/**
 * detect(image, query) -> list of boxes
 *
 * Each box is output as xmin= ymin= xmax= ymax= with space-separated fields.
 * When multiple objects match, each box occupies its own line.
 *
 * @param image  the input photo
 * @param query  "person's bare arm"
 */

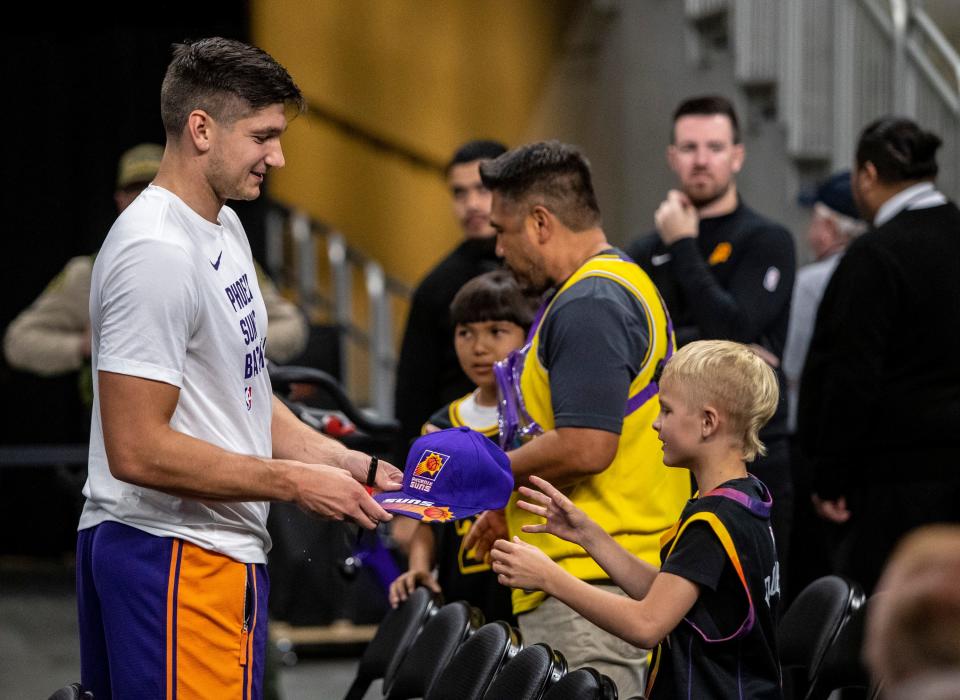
xmin=99 ymin=371 xmax=392 ymax=528
xmin=508 ymin=427 xmax=619 ymax=488
xmin=270 ymin=395 xmax=403 ymax=492
xmin=388 ymin=524 xmax=441 ymax=607
xmin=517 ymin=476 xmax=660 ymax=599
xmin=463 ymin=427 xmax=618 ymax=559
xmin=491 ymin=537 xmax=699 ymax=649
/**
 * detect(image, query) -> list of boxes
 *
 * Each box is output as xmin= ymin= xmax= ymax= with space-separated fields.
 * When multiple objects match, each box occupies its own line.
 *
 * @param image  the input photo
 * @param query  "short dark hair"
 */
xmin=445 ymin=140 xmax=508 ymax=176
xmin=450 ymin=270 xmax=538 ymax=330
xmin=161 ymin=37 xmax=305 ymax=136
xmin=479 ymin=141 xmax=602 ymax=232
xmin=856 ymin=117 xmax=941 ymax=183
xmin=672 ymin=95 xmax=741 ymax=144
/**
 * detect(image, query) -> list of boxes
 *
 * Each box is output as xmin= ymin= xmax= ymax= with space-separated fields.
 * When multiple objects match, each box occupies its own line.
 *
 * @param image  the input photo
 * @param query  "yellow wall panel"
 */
xmin=251 ymin=0 xmax=575 ymax=287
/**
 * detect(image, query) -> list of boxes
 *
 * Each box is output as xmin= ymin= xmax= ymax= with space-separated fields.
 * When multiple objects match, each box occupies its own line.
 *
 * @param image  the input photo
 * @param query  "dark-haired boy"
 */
xmin=390 ymin=270 xmax=534 ymax=623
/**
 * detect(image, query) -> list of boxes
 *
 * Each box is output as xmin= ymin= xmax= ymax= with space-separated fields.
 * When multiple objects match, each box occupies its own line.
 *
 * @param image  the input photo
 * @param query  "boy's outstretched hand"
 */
xmin=388 ymin=569 xmax=442 ymax=608
xmin=491 ymin=536 xmax=560 ymax=593
xmin=516 ymin=475 xmax=597 ymax=546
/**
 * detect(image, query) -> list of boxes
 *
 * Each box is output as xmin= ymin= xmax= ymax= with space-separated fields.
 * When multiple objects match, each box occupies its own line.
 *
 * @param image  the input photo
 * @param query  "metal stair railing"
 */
xmin=264 ymin=204 xmax=411 ymax=419
xmin=693 ymin=0 xmax=959 ymax=192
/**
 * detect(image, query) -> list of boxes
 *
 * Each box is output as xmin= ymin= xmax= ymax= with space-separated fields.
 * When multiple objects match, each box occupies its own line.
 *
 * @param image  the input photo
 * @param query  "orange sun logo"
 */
xmin=414 ymin=452 xmax=446 ymax=478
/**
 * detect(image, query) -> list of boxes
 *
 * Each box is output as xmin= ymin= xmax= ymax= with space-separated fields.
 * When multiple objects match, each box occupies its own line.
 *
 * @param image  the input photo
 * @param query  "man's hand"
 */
xmin=388 ymin=569 xmax=442 ymax=608
xmin=517 ymin=475 xmax=596 ymax=547
xmin=491 ymin=536 xmax=561 ymax=594
xmin=292 ymin=463 xmax=393 ymax=529
xmin=812 ymin=493 xmax=851 ymax=523
xmin=338 ymin=449 xmax=403 ymax=492
xmin=655 ymin=190 xmax=699 ymax=245
xmin=462 ymin=509 xmax=508 ymax=562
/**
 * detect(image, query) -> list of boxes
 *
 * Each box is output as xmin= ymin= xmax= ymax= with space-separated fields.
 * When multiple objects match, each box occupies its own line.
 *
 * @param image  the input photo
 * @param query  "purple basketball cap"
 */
xmin=374 ymin=427 xmax=514 ymax=522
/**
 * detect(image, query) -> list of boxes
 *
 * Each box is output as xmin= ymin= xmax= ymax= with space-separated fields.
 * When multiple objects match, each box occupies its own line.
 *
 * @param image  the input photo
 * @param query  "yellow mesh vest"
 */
xmin=508 ymin=253 xmax=691 ymax=614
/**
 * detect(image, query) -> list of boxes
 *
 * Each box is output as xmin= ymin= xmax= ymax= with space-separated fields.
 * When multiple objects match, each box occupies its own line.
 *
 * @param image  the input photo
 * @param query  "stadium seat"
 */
xmin=385 ymin=601 xmax=483 ymax=699
xmin=541 ymin=667 xmax=618 ymax=700
xmin=482 ymin=643 xmax=567 ymax=699
xmin=779 ymin=575 xmax=866 ymax=700
xmin=47 ymin=684 xmax=93 ymax=700
xmin=426 ymin=620 xmax=523 ymax=700
xmin=343 ymin=586 xmax=438 ymax=700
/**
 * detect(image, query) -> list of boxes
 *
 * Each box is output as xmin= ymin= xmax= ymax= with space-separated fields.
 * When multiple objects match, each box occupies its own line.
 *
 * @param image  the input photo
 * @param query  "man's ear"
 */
xmin=701 ymin=404 xmax=720 ymax=440
xmin=186 ymin=110 xmax=213 ymax=153
xmin=861 ymin=161 xmax=879 ymax=189
xmin=731 ymin=143 xmax=745 ymax=174
xmin=530 ymin=204 xmax=553 ymax=244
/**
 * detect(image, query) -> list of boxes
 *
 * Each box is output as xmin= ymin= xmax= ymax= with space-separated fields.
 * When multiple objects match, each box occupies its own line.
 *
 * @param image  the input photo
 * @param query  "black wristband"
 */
xmin=365 ymin=456 xmax=379 ymax=488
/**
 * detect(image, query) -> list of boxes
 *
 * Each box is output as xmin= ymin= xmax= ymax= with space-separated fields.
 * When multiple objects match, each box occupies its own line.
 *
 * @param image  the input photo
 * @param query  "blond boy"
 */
xmin=492 ymin=340 xmax=783 ymax=699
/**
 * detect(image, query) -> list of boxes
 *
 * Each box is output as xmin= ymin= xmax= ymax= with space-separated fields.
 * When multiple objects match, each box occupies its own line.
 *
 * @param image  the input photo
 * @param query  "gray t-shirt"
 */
xmin=537 ymin=261 xmax=651 ymax=434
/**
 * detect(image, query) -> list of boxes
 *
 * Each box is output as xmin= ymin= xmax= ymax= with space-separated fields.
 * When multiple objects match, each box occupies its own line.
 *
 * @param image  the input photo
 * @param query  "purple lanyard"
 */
xmin=495 ymin=274 xmax=676 ymax=449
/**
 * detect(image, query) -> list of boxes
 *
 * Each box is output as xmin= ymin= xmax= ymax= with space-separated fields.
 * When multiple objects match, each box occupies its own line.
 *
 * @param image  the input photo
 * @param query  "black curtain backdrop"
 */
xmin=0 ymin=14 xmax=259 ymax=553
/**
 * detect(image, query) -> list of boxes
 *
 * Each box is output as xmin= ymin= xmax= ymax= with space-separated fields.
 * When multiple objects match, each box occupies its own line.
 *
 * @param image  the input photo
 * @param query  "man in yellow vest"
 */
xmin=466 ymin=141 xmax=690 ymax=697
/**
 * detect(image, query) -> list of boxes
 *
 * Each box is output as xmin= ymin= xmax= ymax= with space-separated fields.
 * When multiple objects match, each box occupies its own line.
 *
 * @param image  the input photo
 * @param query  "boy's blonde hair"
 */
xmin=660 ymin=340 xmax=779 ymax=461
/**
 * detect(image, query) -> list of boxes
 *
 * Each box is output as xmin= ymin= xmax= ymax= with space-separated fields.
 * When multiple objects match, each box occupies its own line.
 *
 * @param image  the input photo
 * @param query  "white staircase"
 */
xmin=685 ymin=0 xmax=960 ymax=194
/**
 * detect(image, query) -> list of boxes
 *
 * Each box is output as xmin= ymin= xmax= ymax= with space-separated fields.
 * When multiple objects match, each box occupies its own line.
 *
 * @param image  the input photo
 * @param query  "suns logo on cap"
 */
xmin=410 ymin=450 xmax=450 ymax=493
xmin=414 ymin=451 xmax=449 ymax=479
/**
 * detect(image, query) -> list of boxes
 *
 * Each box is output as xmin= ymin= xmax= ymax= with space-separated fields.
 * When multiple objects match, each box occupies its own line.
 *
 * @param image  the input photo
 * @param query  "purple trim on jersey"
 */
xmin=683 ymin=604 xmax=757 ymax=644
xmin=624 ymin=312 xmax=674 ymax=416
xmin=687 ymin=636 xmax=694 ymax=700
xmin=706 ymin=484 xmax=772 ymax=519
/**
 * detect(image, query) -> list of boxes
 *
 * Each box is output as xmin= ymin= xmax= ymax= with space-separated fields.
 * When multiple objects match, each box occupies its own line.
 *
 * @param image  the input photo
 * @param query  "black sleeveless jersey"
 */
xmin=647 ymin=476 xmax=783 ymax=699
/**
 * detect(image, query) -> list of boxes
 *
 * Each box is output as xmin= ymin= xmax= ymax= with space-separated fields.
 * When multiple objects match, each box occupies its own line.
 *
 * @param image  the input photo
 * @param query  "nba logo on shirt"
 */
xmin=245 ymin=386 xmax=253 ymax=411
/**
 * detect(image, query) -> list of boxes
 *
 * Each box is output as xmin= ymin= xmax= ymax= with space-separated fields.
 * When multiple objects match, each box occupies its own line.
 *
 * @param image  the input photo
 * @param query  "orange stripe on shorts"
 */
xmin=166 ymin=540 xmax=249 ymax=699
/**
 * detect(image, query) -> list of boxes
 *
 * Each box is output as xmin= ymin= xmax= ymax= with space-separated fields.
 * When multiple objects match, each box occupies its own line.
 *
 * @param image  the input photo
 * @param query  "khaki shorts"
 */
xmin=518 ymin=584 xmax=648 ymax=700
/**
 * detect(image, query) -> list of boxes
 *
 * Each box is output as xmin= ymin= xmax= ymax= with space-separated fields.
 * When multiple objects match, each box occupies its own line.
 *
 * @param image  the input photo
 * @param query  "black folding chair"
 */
xmin=343 ymin=586 xmax=438 ymax=700
xmin=541 ymin=667 xmax=618 ymax=700
xmin=815 ymin=594 xmax=879 ymax=699
xmin=385 ymin=601 xmax=484 ymax=699
xmin=482 ymin=643 xmax=567 ymax=700
xmin=779 ymin=575 xmax=866 ymax=700
xmin=47 ymin=684 xmax=93 ymax=700
xmin=426 ymin=620 xmax=523 ymax=700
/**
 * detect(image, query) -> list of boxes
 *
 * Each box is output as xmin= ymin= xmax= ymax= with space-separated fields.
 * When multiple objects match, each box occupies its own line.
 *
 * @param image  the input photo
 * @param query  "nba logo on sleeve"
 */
xmin=245 ymin=386 xmax=253 ymax=411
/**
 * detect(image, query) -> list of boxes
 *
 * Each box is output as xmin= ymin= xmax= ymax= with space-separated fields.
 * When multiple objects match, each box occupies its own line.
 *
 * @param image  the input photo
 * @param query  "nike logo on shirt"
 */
xmin=651 ymin=253 xmax=672 ymax=266
xmin=210 ymin=251 xmax=223 ymax=270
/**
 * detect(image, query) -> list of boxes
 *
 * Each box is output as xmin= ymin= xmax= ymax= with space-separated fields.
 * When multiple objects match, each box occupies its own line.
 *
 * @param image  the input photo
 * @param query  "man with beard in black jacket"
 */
xmin=627 ymin=96 xmax=796 ymax=575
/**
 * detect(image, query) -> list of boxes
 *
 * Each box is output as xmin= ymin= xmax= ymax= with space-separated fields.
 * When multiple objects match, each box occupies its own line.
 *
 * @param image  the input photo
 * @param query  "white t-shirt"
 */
xmin=455 ymin=390 xmax=499 ymax=433
xmin=79 ymin=185 xmax=274 ymax=563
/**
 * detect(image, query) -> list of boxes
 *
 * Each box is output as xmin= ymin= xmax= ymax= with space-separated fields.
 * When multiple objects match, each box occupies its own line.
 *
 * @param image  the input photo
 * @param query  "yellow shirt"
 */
xmin=508 ymin=253 xmax=691 ymax=614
